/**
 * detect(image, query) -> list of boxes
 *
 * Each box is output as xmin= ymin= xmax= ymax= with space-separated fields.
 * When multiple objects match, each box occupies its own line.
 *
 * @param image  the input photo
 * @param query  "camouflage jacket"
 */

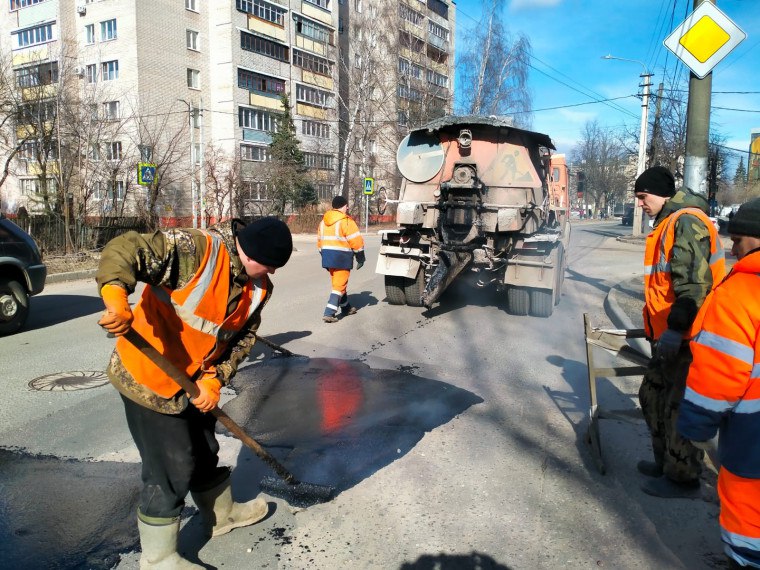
xmin=96 ymin=220 xmax=272 ymax=414
xmin=651 ymin=188 xmax=716 ymax=333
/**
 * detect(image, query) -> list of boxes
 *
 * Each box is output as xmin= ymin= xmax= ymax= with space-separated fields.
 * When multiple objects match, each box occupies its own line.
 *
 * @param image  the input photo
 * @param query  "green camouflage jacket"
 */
xmin=651 ymin=188 xmax=716 ymax=333
xmin=96 ymin=220 xmax=272 ymax=414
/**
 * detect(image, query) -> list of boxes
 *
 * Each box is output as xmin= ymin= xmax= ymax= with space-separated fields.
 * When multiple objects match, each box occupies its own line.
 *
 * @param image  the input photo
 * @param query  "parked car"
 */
xmin=621 ymin=205 xmax=635 ymax=226
xmin=0 ymin=214 xmax=46 ymax=335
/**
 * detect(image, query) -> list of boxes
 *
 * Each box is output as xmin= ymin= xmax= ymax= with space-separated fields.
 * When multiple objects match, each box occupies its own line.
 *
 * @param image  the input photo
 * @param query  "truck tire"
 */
xmin=385 ymin=275 xmax=407 ymax=305
xmin=0 ymin=278 xmax=30 ymax=336
xmin=506 ymin=286 xmax=529 ymax=316
xmin=404 ymin=268 xmax=425 ymax=307
xmin=529 ymin=288 xmax=553 ymax=318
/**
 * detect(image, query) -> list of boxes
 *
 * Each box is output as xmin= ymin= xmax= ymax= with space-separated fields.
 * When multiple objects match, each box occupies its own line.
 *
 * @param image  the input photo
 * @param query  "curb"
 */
xmin=46 ymin=269 xmax=97 ymax=285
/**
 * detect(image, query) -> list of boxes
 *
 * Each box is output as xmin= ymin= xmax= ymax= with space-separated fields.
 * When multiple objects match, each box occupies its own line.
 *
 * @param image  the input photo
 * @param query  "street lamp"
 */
xmin=602 ymin=55 xmax=653 ymax=237
xmin=178 ymin=98 xmax=197 ymax=229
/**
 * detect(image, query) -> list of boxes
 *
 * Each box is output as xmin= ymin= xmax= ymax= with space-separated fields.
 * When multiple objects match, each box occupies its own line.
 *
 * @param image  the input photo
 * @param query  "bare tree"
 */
xmin=456 ymin=0 xmax=532 ymax=128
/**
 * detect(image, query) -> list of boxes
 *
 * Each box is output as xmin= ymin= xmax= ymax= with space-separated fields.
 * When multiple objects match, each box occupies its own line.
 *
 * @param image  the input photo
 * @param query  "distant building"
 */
xmin=749 ymin=129 xmax=760 ymax=182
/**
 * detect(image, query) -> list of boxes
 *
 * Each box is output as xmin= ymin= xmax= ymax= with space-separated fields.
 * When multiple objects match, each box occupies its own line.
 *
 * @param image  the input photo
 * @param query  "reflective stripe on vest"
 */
xmin=643 ymin=207 xmax=725 ymax=339
xmin=318 ymin=219 xmax=352 ymax=253
xmin=116 ymin=232 xmax=267 ymax=398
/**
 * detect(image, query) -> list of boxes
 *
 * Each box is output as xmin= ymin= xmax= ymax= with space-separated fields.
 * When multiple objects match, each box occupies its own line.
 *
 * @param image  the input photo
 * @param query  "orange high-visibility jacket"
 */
xmin=116 ymin=233 xmax=267 ymax=398
xmin=643 ymin=207 xmax=725 ymax=339
xmin=318 ymin=209 xmax=365 ymax=270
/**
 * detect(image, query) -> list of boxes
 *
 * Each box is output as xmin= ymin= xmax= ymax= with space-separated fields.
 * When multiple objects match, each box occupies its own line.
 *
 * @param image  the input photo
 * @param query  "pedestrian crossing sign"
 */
xmin=138 ymin=163 xmax=157 ymax=186
xmin=363 ymin=177 xmax=374 ymax=195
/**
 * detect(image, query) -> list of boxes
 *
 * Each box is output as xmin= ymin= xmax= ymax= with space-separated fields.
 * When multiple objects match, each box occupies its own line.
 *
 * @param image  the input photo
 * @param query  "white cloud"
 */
xmin=510 ymin=0 xmax=563 ymax=10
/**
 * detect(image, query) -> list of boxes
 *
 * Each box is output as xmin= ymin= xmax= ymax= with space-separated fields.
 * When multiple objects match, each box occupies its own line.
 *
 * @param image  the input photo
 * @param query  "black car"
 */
xmin=0 ymin=214 xmax=46 ymax=335
xmin=621 ymin=205 xmax=635 ymax=226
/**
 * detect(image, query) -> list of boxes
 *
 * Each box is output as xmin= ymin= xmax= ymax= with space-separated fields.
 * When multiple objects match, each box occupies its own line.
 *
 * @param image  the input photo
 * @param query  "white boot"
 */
xmin=137 ymin=516 xmax=203 ymax=569
xmin=192 ymin=477 xmax=268 ymax=538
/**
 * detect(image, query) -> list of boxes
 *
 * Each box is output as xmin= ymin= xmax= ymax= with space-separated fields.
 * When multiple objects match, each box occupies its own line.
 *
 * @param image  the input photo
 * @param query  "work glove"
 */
xmin=356 ymin=261 xmax=364 ymax=270
xmin=98 ymin=284 xmax=133 ymax=336
xmin=191 ymin=375 xmax=221 ymax=413
xmin=656 ymin=329 xmax=683 ymax=360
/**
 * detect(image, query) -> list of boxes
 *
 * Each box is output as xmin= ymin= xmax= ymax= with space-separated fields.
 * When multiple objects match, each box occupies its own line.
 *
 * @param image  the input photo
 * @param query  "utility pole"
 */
xmin=683 ymin=0 xmax=714 ymax=196
xmin=199 ymin=96 xmax=206 ymax=229
xmin=648 ymin=82 xmax=665 ymax=164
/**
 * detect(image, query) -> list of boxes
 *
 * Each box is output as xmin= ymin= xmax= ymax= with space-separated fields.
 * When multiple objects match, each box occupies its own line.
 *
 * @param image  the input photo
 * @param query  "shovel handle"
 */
xmin=121 ymin=329 xmax=298 ymax=484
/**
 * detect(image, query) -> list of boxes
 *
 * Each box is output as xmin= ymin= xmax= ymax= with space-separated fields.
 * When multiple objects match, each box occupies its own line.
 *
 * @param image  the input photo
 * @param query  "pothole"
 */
xmin=28 ymin=371 xmax=110 ymax=391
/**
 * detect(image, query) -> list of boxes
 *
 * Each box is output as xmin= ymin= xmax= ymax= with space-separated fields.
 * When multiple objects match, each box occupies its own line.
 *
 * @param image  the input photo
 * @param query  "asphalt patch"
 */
xmin=0 ymin=449 xmax=140 ymax=569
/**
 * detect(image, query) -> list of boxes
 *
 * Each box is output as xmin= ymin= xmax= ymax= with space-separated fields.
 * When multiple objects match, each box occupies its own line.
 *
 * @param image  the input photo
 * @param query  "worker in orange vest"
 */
xmin=97 ymin=217 xmax=292 ymax=569
xmin=678 ymin=198 xmax=760 ymax=569
xmin=318 ymin=195 xmax=365 ymax=323
xmin=635 ymin=166 xmax=725 ymax=498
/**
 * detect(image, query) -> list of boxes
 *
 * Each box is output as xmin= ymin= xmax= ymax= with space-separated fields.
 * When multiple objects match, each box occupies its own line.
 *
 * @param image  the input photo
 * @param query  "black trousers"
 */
xmin=121 ymin=395 xmax=230 ymax=519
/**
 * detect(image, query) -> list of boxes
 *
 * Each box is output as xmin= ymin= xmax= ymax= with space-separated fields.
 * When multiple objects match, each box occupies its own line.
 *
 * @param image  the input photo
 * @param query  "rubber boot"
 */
xmin=640 ymin=476 xmax=700 ymax=499
xmin=192 ymin=478 xmax=268 ymax=538
xmin=137 ymin=516 xmax=203 ymax=569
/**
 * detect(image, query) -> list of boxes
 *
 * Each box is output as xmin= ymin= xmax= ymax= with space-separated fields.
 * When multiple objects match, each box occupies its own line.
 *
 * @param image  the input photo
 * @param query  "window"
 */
xmin=240 ymin=144 xmax=270 ymax=162
xmin=85 ymin=24 xmax=95 ymax=44
xmin=426 ymin=69 xmax=448 ymax=88
xmin=193 ymin=143 xmax=201 ymax=165
xmin=399 ymin=4 xmax=424 ymax=27
xmin=10 ymin=0 xmax=49 ymax=10
xmin=100 ymin=19 xmax=117 ymax=41
xmin=293 ymin=49 xmax=331 ymax=76
xmin=186 ymin=29 xmax=199 ymax=50
xmin=241 ymin=31 xmax=288 ymax=62
xmin=102 ymin=101 xmax=120 ymax=120
xmin=354 ymin=0 xmax=361 ymax=11
xmin=101 ymin=60 xmax=119 ymax=81
xmin=317 ymin=184 xmax=333 ymax=201
xmin=399 ymin=31 xmax=424 ymax=53
xmin=303 ymin=152 xmax=333 ymax=170
xmin=368 ymin=139 xmax=377 ymax=154
xmin=107 ymin=180 xmax=125 ymax=201
xmin=139 ymin=145 xmax=153 ymax=162
xmin=242 ymin=181 xmax=270 ymax=201
xmin=398 ymin=58 xmax=422 ymax=79
xmin=13 ymin=23 xmax=54 ymax=48
xmin=20 ymin=178 xmax=57 ymax=195
xmin=398 ymin=110 xmax=408 ymax=126
xmin=15 ymin=62 xmax=58 ymax=88
xmin=239 ymin=107 xmax=278 ymax=132
xmin=237 ymin=69 xmax=284 ymax=95
xmin=302 ymin=120 xmax=330 ymax=139
xmin=398 ymin=84 xmax=421 ymax=101
xmin=187 ymin=68 xmax=200 ymax=89
xmin=428 ymin=20 xmax=449 ymax=42
xmin=106 ymin=141 xmax=122 ymax=161
xmin=427 ymin=0 xmax=449 ymax=19
xmin=236 ymin=0 xmax=286 ymax=27
xmin=185 ymin=0 xmax=197 ymax=11
xmin=17 ymin=101 xmax=55 ymax=123
xmin=294 ymin=15 xmax=331 ymax=44
xmin=295 ymin=84 xmax=331 ymax=108
xmin=303 ymin=0 xmax=329 ymax=9
xmin=85 ymin=64 xmax=97 ymax=84
xmin=88 ymin=143 xmax=100 ymax=161
xmin=19 ymin=141 xmax=37 ymax=160
xmin=89 ymin=104 xmax=98 ymax=122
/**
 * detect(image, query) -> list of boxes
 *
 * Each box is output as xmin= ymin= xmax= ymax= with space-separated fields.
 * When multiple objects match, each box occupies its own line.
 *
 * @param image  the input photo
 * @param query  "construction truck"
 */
xmin=375 ymin=115 xmax=570 ymax=318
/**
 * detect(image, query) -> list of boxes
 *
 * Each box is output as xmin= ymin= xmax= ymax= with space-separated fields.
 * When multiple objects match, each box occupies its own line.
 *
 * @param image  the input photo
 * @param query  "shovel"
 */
xmin=120 ymin=328 xmax=334 ymax=508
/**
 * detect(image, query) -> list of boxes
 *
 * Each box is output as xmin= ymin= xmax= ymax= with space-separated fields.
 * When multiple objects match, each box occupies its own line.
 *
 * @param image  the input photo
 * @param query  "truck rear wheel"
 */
xmin=506 ymin=286 xmax=529 ymax=316
xmin=385 ymin=276 xmax=407 ymax=305
xmin=404 ymin=268 xmax=425 ymax=307
xmin=529 ymin=288 xmax=553 ymax=318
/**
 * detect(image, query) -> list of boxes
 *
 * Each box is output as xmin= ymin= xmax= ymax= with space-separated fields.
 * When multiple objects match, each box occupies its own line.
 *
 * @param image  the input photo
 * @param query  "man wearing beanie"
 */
xmin=678 ymin=197 xmax=760 ymax=569
xmin=634 ymin=165 xmax=726 ymax=499
xmin=317 ymin=195 xmax=365 ymax=323
xmin=96 ymin=216 xmax=292 ymax=568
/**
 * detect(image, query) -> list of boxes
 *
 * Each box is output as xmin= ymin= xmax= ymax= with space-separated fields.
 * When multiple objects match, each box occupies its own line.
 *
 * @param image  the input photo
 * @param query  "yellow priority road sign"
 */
xmin=663 ymin=2 xmax=747 ymax=79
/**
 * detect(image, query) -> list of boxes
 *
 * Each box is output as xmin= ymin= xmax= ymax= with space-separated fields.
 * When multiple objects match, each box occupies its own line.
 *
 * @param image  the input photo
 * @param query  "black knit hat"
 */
xmin=728 ymin=198 xmax=760 ymax=238
xmin=332 ymin=195 xmax=348 ymax=209
xmin=634 ymin=166 xmax=676 ymax=198
xmin=235 ymin=217 xmax=292 ymax=268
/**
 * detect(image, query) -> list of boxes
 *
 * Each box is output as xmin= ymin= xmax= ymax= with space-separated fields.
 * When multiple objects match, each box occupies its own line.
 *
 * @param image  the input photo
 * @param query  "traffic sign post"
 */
xmin=362 ymin=177 xmax=374 ymax=233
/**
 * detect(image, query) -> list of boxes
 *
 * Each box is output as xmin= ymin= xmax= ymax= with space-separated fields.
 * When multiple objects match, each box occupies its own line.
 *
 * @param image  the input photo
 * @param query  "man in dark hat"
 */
xmin=317 ymin=195 xmax=365 ymax=323
xmin=634 ymin=166 xmax=726 ymax=498
xmin=678 ymin=197 xmax=760 ymax=569
xmin=96 ymin=217 xmax=292 ymax=568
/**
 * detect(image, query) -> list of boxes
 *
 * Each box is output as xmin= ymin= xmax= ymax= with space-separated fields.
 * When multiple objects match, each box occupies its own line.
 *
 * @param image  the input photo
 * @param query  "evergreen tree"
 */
xmin=734 ymin=157 xmax=747 ymax=186
xmin=268 ymin=93 xmax=309 ymax=215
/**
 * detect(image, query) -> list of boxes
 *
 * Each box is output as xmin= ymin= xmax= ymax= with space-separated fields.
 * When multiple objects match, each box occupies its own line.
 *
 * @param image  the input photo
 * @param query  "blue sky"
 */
xmin=453 ymin=0 xmax=759 ymax=171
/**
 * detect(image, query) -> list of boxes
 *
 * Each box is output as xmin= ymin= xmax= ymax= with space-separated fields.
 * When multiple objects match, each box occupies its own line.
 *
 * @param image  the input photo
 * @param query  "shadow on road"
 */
xmin=400 ymin=551 xmax=512 ymax=569
xmin=25 ymin=294 xmax=104 ymax=331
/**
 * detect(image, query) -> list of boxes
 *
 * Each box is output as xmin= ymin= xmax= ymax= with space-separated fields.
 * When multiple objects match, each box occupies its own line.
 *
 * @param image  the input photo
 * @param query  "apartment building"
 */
xmin=337 ymin=0 xmax=456 ymax=208
xmin=1 ymin=0 xmax=453 ymax=224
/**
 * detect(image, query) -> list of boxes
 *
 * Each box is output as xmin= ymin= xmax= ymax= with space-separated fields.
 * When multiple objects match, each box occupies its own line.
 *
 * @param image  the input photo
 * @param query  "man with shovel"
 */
xmin=678 ymin=198 xmax=760 ymax=569
xmin=96 ymin=217 xmax=292 ymax=568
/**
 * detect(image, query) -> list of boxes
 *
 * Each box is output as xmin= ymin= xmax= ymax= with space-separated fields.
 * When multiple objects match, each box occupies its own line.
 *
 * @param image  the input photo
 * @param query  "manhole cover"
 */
xmin=28 ymin=371 xmax=110 ymax=391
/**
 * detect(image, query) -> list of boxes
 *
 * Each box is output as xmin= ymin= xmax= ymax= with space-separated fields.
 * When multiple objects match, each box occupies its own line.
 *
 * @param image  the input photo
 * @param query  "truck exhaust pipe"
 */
xmin=421 ymin=250 xmax=473 ymax=308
